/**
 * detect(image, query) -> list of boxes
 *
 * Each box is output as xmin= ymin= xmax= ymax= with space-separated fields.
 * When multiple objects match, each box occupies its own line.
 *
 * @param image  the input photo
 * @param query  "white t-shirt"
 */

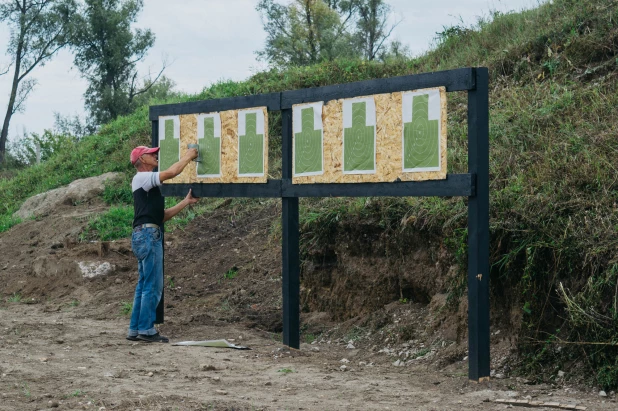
xmin=132 ymin=172 xmax=161 ymax=193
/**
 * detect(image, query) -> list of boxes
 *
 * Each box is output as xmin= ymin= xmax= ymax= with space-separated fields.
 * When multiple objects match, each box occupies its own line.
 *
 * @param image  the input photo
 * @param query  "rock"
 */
xmin=311 ymin=347 xmax=320 ymax=352
xmin=215 ymin=390 xmax=228 ymax=395
xmin=200 ymin=364 xmax=216 ymax=371
xmin=340 ymin=358 xmax=350 ymax=363
xmin=558 ymin=370 xmax=565 ymax=378
xmin=340 ymin=365 xmax=348 ymax=371
xmin=115 ymin=278 xmax=122 ymax=284
xmin=346 ymin=343 xmax=355 ymax=349
xmin=495 ymin=373 xmax=505 ymax=379
xmin=13 ymin=172 xmax=122 ymax=220
xmin=264 ymin=381 xmax=272 ymax=386
xmin=48 ymin=400 xmax=59 ymax=408
xmin=78 ymin=261 xmax=115 ymax=279
xmin=463 ymin=356 xmax=468 ymax=361
xmin=599 ymin=390 xmax=607 ymax=397
xmin=393 ymin=359 xmax=404 ymax=367
xmin=147 ymin=372 xmax=153 ymax=377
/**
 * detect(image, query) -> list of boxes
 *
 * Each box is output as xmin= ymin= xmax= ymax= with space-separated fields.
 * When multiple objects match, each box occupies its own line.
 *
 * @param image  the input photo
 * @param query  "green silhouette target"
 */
xmin=293 ymin=102 xmax=323 ymax=176
xmin=158 ymin=116 xmax=180 ymax=171
xmin=197 ymin=114 xmax=221 ymax=177
xmin=402 ymin=89 xmax=442 ymax=171
xmin=343 ymin=98 xmax=376 ymax=174
xmin=238 ymin=110 xmax=265 ymax=176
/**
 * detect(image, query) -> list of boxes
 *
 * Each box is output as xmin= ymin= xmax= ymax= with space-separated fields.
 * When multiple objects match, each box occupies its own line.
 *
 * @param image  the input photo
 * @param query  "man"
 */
xmin=127 ymin=145 xmax=198 ymax=343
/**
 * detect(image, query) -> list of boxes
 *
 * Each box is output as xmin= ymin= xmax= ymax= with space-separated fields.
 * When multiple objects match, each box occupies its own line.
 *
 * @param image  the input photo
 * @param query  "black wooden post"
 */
xmin=152 ymin=120 xmax=165 ymax=324
xmin=281 ymin=108 xmax=300 ymax=348
xmin=467 ymin=67 xmax=490 ymax=381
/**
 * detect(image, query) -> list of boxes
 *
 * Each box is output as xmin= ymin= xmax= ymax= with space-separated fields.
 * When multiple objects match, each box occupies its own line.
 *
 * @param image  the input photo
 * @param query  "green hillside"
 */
xmin=1 ymin=0 xmax=618 ymax=387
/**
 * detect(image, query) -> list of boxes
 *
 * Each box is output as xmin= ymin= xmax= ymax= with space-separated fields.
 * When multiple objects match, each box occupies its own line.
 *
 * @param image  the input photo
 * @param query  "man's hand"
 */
xmin=163 ymin=189 xmax=199 ymax=222
xmin=184 ymin=148 xmax=199 ymax=161
xmin=184 ymin=189 xmax=199 ymax=205
xmin=160 ymin=148 xmax=199 ymax=182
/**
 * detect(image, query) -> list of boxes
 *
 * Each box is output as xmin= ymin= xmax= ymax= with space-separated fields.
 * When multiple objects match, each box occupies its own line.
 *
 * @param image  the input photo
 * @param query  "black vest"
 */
xmin=132 ymin=185 xmax=164 ymax=228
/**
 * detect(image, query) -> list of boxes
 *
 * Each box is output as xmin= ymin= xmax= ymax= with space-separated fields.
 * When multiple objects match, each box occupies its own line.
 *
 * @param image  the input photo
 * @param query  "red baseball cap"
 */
xmin=130 ymin=146 xmax=159 ymax=165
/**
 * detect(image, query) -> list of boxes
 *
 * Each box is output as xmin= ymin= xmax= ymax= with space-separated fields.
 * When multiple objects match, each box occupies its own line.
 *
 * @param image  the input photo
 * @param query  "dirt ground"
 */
xmin=1 ymin=198 xmax=616 ymax=410
xmin=1 ymin=304 xmax=616 ymax=411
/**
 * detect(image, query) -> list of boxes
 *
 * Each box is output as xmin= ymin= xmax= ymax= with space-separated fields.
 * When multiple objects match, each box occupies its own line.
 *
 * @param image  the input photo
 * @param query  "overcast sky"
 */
xmin=0 ymin=0 xmax=542 ymax=142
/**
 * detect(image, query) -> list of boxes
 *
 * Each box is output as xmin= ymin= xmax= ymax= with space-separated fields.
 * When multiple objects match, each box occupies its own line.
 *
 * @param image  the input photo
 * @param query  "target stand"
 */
xmin=150 ymin=67 xmax=490 ymax=382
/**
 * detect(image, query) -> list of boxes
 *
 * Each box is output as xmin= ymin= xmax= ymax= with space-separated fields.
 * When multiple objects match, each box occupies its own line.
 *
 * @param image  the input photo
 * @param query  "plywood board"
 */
xmin=161 ymin=107 xmax=268 ymax=184
xmin=292 ymin=87 xmax=447 ymax=184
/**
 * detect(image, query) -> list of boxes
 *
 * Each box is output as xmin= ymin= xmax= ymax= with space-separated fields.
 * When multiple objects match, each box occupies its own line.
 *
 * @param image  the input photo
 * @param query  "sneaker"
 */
xmin=126 ymin=335 xmax=139 ymax=341
xmin=136 ymin=333 xmax=169 ymax=343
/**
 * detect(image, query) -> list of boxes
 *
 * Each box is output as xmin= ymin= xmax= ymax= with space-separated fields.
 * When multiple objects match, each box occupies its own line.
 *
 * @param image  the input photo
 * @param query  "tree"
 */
xmin=131 ymin=75 xmax=177 ymax=108
xmin=355 ymin=0 xmax=400 ymax=61
xmin=8 ymin=128 xmax=75 ymax=166
xmin=256 ymin=0 xmax=359 ymax=67
xmin=256 ymin=0 xmax=401 ymax=67
xmin=71 ymin=0 xmax=162 ymax=125
xmin=0 ymin=0 xmax=76 ymax=166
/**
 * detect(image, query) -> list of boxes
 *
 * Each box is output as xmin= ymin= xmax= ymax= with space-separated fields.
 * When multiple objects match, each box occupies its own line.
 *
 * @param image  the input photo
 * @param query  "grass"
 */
xmin=277 ymin=368 xmax=294 ymax=374
xmin=8 ymin=293 xmax=22 ymax=303
xmin=65 ymin=389 xmax=83 ymax=398
xmin=22 ymin=383 xmax=30 ymax=398
xmin=80 ymin=205 xmax=134 ymax=242
xmin=303 ymin=333 xmax=318 ymax=344
xmin=219 ymin=299 xmax=231 ymax=312
xmin=344 ymin=326 xmax=366 ymax=342
xmin=120 ymin=302 xmax=132 ymax=316
xmin=224 ymin=267 xmax=238 ymax=280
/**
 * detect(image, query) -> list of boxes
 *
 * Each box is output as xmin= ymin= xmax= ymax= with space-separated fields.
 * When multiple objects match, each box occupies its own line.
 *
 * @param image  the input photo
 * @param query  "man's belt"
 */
xmin=134 ymin=223 xmax=159 ymax=230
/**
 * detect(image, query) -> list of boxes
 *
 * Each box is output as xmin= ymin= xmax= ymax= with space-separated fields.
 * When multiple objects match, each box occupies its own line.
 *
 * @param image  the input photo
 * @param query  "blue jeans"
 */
xmin=128 ymin=226 xmax=163 ymax=336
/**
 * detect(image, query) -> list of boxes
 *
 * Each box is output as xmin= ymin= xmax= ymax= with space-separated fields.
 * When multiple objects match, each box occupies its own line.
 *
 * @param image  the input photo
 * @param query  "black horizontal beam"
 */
xmin=149 ymin=68 xmax=476 ymax=119
xmin=280 ymin=68 xmax=475 ymax=109
xmin=149 ymin=92 xmax=281 ymax=120
xmin=160 ymin=180 xmax=282 ymax=198
xmin=282 ymin=174 xmax=474 ymax=197
xmin=158 ymin=174 xmax=474 ymax=198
